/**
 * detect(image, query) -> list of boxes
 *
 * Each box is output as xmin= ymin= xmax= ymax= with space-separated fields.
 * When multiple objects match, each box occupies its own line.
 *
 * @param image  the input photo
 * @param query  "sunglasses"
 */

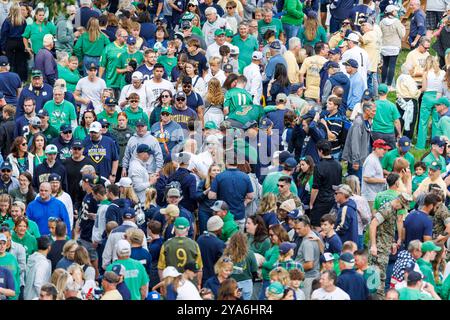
xmin=161 ymin=95 xmax=170 ymax=98
xmin=102 ymin=125 xmax=109 ymax=128
xmin=130 ymin=100 xmax=139 ymax=103
xmin=277 ymin=184 xmax=285 ymax=188
xmin=1 ymin=169 xmax=11 ymax=173
xmin=63 ymin=130 xmax=72 ymax=134
xmin=176 ymin=98 xmax=186 ymax=101
xmin=161 ymin=112 xmax=170 ymax=116
xmin=72 ymin=147 xmax=82 ymax=151
xmin=21 ymin=143 xmax=27 ymax=146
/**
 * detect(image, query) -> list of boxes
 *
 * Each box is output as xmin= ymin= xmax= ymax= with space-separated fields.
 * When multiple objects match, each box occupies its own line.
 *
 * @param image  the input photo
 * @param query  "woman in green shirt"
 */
xmin=298 ymin=11 xmax=327 ymax=48
xmin=73 ymin=110 xmax=97 ymax=141
xmin=30 ymin=133 xmax=46 ymax=167
xmin=22 ymin=7 xmax=56 ymax=55
xmin=281 ymin=0 xmax=304 ymax=40
xmin=56 ymin=54 xmax=80 ymax=93
xmin=246 ymin=215 xmax=271 ymax=257
xmin=12 ymin=216 xmax=37 ymax=258
xmin=73 ymin=17 xmax=110 ymax=74
xmin=0 ymin=194 xmax=11 ymax=226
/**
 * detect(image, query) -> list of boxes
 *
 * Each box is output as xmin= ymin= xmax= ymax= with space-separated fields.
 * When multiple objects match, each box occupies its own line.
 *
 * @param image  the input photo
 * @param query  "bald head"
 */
xmin=39 ymin=182 xmax=52 ymax=201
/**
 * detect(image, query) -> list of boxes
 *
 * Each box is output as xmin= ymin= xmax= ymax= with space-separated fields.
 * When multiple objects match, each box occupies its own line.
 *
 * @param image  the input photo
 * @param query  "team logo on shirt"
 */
xmin=154 ymin=129 xmax=169 ymax=143
xmin=88 ymin=146 xmax=107 ymax=163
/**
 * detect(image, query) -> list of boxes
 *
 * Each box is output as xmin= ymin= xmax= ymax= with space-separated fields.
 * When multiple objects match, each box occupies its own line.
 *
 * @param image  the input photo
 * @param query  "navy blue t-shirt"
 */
xmin=265 ymin=109 xmax=288 ymax=135
xmin=83 ymin=135 xmax=119 ymax=178
xmin=186 ymin=91 xmax=203 ymax=113
xmin=260 ymin=212 xmax=279 ymax=228
xmin=404 ymin=210 xmax=433 ymax=247
xmin=171 ymin=107 xmax=198 ymax=131
xmin=187 ymin=52 xmax=208 ymax=76
xmin=131 ymin=247 xmax=152 ymax=276
xmin=79 ymin=193 xmax=98 ymax=242
xmin=409 ymin=9 xmax=426 ymax=43
xmin=0 ymin=72 xmax=21 ymax=105
xmin=324 ymin=233 xmax=343 ymax=254
xmin=204 ymin=276 xmax=221 ymax=299
xmin=0 ymin=266 xmax=15 ymax=294
xmin=139 ymin=22 xmax=157 ymax=41
xmin=14 ymin=115 xmax=29 ymax=138
xmin=197 ymin=232 xmax=225 ymax=283
xmin=210 ymin=168 xmax=254 ymax=220
xmin=147 ymin=0 xmax=162 ymax=15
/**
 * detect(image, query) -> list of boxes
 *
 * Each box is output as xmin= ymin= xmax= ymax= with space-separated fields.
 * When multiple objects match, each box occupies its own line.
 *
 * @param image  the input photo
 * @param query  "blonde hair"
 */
xmin=205 ymin=164 xmax=221 ymax=189
xmin=206 ymin=78 xmax=224 ymax=105
xmin=304 ymin=16 xmax=320 ymax=42
xmin=87 ymin=17 xmax=101 ymax=42
xmin=223 ymin=232 xmax=248 ymax=263
xmin=51 ymin=269 xmax=71 ymax=300
xmin=269 ymin=267 xmax=290 ymax=286
xmin=214 ymin=257 xmax=234 ymax=276
xmin=121 ymin=186 xmax=139 ymax=205
xmin=256 ymin=193 xmax=278 ymax=215
xmin=8 ymin=3 xmax=24 ymax=27
xmin=126 ymin=228 xmax=145 ymax=245
xmin=344 ymin=175 xmax=361 ymax=196
xmin=144 ymin=188 xmax=157 ymax=210
xmin=62 ymin=240 xmax=78 ymax=258
xmin=425 ymin=55 xmax=441 ymax=75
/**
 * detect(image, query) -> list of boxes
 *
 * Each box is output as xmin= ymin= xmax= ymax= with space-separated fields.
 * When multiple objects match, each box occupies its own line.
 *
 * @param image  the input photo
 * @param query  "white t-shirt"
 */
xmin=176 ymin=279 xmax=202 ymax=300
xmin=144 ymin=79 xmax=175 ymax=109
xmin=205 ymin=41 xmax=233 ymax=61
xmin=119 ymin=84 xmax=152 ymax=114
xmin=361 ymin=152 xmax=386 ymax=201
xmin=75 ymin=76 xmax=107 ymax=115
xmin=311 ymin=287 xmax=351 ymax=300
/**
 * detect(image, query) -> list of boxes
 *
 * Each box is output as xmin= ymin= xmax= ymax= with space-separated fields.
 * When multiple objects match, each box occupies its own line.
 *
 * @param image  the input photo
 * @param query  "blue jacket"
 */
xmin=204 ymin=276 xmax=221 ymax=299
xmin=17 ymin=83 xmax=53 ymax=117
xmin=264 ymin=54 xmax=287 ymax=82
xmin=336 ymin=269 xmax=369 ymax=300
xmin=335 ymin=198 xmax=359 ymax=244
xmin=330 ymin=0 xmax=357 ymax=19
xmin=409 ymin=9 xmax=426 ymax=43
xmin=300 ymin=120 xmax=326 ymax=164
xmin=197 ymin=232 xmax=226 ymax=283
xmin=194 ymin=180 xmax=215 ymax=216
xmin=167 ymin=168 xmax=198 ymax=212
xmin=105 ymin=198 xmax=130 ymax=226
xmin=329 ymin=72 xmax=350 ymax=108
xmin=347 ymin=72 xmax=365 ymax=111
xmin=26 ymin=196 xmax=72 ymax=236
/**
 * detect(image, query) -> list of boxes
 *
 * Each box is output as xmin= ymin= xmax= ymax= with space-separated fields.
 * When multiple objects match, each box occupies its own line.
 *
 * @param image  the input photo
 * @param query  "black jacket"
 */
xmin=0 ymin=116 xmax=15 ymax=158
xmin=33 ymin=160 xmax=68 ymax=191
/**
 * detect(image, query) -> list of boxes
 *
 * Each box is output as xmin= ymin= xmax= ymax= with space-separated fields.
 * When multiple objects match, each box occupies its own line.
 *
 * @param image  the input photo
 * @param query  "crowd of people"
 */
xmin=0 ymin=0 xmax=449 ymax=301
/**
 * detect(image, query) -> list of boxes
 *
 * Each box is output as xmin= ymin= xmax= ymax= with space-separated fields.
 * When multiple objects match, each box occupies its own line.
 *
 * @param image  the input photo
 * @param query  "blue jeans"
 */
xmin=83 ymin=55 xmax=100 ymax=76
xmin=198 ymin=209 xmax=212 ymax=234
xmin=282 ymin=23 xmax=300 ymax=41
xmin=381 ymin=55 xmax=398 ymax=86
xmin=259 ymin=280 xmax=271 ymax=300
xmin=237 ymin=279 xmax=253 ymax=300
xmin=367 ymin=72 xmax=378 ymax=97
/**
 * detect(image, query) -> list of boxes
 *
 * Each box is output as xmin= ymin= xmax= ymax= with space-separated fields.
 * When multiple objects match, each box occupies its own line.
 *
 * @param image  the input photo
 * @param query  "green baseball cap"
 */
xmin=267 ymin=281 xmax=284 ymax=295
xmin=182 ymin=12 xmax=195 ymax=21
xmin=378 ymin=83 xmax=388 ymax=94
xmin=174 ymin=217 xmax=190 ymax=230
xmin=225 ymin=29 xmax=234 ymax=37
xmin=429 ymin=161 xmax=442 ymax=171
xmin=434 ymin=97 xmax=450 ymax=108
xmin=161 ymin=106 xmax=172 ymax=115
xmin=421 ymin=241 xmax=442 ymax=253
xmin=214 ymin=29 xmax=225 ymax=36
xmin=204 ymin=121 xmax=218 ymax=130
xmin=31 ymin=69 xmax=42 ymax=78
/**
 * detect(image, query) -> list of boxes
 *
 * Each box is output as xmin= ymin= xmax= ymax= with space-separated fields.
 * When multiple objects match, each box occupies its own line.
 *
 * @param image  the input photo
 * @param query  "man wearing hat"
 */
xmin=105 ymin=239 xmax=149 ymax=300
xmin=286 ymin=83 xmax=307 ymax=113
xmin=181 ymin=77 xmax=204 ymax=119
xmin=171 ymin=91 xmax=198 ymax=131
xmin=413 ymin=160 xmax=448 ymax=201
xmin=205 ymin=28 xmax=233 ymax=62
xmin=33 ymin=144 xmax=69 ymax=191
xmin=128 ymin=143 xmax=159 ymax=203
xmin=382 ymin=137 xmax=415 ymax=176
xmin=17 ymin=69 xmax=53 ymax=117
xmin=262 ymin=157 xmax=298 ymax=195
xmin=196 ymin=215 xmax=226 ymax=283
xmin=371 ymin=83 xmax=401 ymax=149
xmin=417 ymin=241 xmax=442 ymax=291
xmin=397 ymin=270 xmax=440 ymax=300
xmin=0 ymin=55 xmax=21 ymax=106
xmin=35 ymin=109 xmax=58 ymax=141
xmin=333 ymin=184 xmax=358 ymax=244
xmin=341 ymin=32 xmax=369 ymax=86
xmin=264 ymin=93 xmax=288 ymax=135
xmin=0 ymin=161 xmax=18 ymax=195
xmin=231 ymin=22 xmax=259 ymax=74
xmin=264 ymin=39 xmax=287 ymax=87
xmin=50 ymin=124 xmax=74 ymax=161
xmin=299 ymin=42 xmax=329 ymax=103
xmin=97 ymin=97 xmax=119 ymax=127
xmin=369 ymin=192 xmax=413 ymax=298
xmin=321 ymin=60 xmax=350 ymax=109
xmin=433 ymin=97 xmax=450 ymax=141
xmin=83 ymin=121 xmax=119 ymax=183
xmin=210 ymin=200 xmax=239 ymax=242
xmin=342 ymin=58 xmax=365 ymax=111
xmin=150 ymin=105 xmax=184 ymax=159
xmin=422 ymin=136 xmax=447 ymax=171
xmin=157 ymin=217 xmax=203 ymax=285
xmin=115 ymin=35 xmax=144 ymax=88
xmin=118 ymin=71 xmax=149 ymax=111
xmin=337 ymin=252 xmax=369 ymax=300
xmin=243 ymin=50 xmax=263 ymax=105
xmin=101 ymin=271 xmax=123 ymax=300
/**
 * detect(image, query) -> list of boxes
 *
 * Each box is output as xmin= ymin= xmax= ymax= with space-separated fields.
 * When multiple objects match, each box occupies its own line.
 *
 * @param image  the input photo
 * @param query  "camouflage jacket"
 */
xmin=373 ymin=202 xmax=398 ymax=254
xmin=433 ymin=203 xmax=450 ymax=238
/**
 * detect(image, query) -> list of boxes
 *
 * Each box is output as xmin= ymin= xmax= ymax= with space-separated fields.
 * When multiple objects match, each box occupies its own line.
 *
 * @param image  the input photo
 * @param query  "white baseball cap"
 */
xmin=162 ymin=266 xmax=181 ymax=278
xmin=345 ymin=33 xmax=360 ymax=43
xmin=132 ymin=71 xmax=144 ymax=80
xmin=252 ymin=51 xmax=263 ymax=60
xmin=116 ymin=177 xmax=132 ymax=188
xmin=89 ymin=121 xmax=102 ymax=133
xmin=385 ymin=5 xmax=399 ymax=13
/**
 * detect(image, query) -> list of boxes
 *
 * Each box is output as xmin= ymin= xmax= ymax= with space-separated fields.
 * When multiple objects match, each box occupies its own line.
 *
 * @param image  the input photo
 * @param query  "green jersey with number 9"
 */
xmin=227 ymin=104 xmax=265 ymax=125
xmin=157 ymin=236 xmax=203 ymax=273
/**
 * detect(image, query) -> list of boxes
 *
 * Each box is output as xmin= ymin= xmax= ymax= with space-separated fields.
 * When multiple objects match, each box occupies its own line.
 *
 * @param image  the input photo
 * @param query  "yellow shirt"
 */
xmin=396 ymin=74 xmax=422 ymax=99
xmin=299 ymin=55 xmax=327 ymax=100
xmin=101 ymin=289 xmax=123 ymax=300
xmin=283 ymin=50 xmax=300 ymax=84
xmin=361 ymin=30 xmax=379 ymax=73
xmin=329 ymin=32 xmax=343 ymax=49
xmin=404 ymin=49 xmax=430 ymax=84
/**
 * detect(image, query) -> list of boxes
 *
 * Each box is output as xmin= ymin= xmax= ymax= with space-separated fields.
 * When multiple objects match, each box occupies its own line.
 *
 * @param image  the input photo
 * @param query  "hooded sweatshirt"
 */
xmin=122 ymin=131 xmax=164 ymax=173
xmin=335 ymin=198 xmax=359 ymax=244
xmin=23 ymin=251 xmax=51 ymax=300
xmin=51 ymin=135 xmax=74 ymax=161
xmin=55 ymin=14 xmax=75 ymax=54
xmin=380 ymin=16 xmax=405 ymax=56
xmin=322 ymin=71 xmax=350 ymax=108
xmin=26 ymin=196 xmax=72 ymax=236
xmin=150 ymin=120 xmax=185 ymax=159
xmin=105 ymin=198 xmax=130 ymax=226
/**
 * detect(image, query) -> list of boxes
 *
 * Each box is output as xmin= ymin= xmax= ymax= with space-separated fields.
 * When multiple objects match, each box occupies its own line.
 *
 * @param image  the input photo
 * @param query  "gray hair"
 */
xmin=80 ymin=165 xmax=96 ymax=174
xmin=262 ymin=7 xmax=273 ymax=15
xmin=419 ymin=36 xmax=431 ymax=46
xmin=56 ymin=51 xmax=69 ymax=64
xmin=408 ymin=240 xmax=422 ymax=252
xmin=289 ymin=37 xmax=301 ymax=50
xmin=53 ymin=86 xmax=64 ymax=95
xmin=205 ymin=7 xmax=217 ymax=15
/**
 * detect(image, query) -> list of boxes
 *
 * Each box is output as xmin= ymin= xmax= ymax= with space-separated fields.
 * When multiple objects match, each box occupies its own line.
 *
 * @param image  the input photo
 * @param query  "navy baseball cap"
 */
xmin=284 ymin=157 xmax=297 ymax=168
xmin=127 ymin=36 xmax=137 ymax=45
xmin=60 ymin=123 xmax=71 ymax=132
xmin=343 ymin=59 xmax=358 ymax=68
xmin=279 ymin=242 xmax=296 ymax=254
xmin=81 ymin=174 xmax=95 ymax=185
xmin=88 ymin=62 xmax=98 ymax=70
xmin=269 ymin=40 xmax=281 ymax=50
xmin=301 ymin=110 xmax=316 ymax=121
xmin=37 ymin=109 xmax=49 ymax=117
xmin=0 ymin=161 xmax=12 ymax=171
xmin=279 ymin=151 xmax=293 ymax=164
xmin=398 ymin=136 xmax=411 ymax=153
xmin=104 ymin=97 xmax=117 ymax=106
xmin=259 ymin=118 xmax=273 ymax=129
xmin=48 ymin=173 xmax=61 ymax=182
xmin=123 ymin=207 xmax=136 ymax=219
xmin=326 ymin=61 xmax=340 ymax=69
xmin=362 ymin=89 xmax=373 ymax=101
xmin=136 ymin=144 xmax=153 ymax=154
xmin=287 ymin=209 xmax=301 ymax=220
xmin=243 ymin=120 xmax=258 ymax=130
xmin=135 ymin=118 xmax=147 ymax=127
xmin=0 ymin=56 xmax=8 ymax=66
xmin=290 ymin=83 xmax=304 ymax=93
xmin=71 ymin=140 xmax=83 ymax=149
xmin=431 ymin=136 xmax=446 ymax=147
xmin=99 ymin=118 xmax=110 ymax=127
xmin=339 ymin=252 xmax=355 ymax=263
xmin=329 ymin=48 xmax=341 ymax=55
xmin=407 ymin=271 xmax=424 ymax=282
xmin=155 ymin=16 xmax=167 ymax=24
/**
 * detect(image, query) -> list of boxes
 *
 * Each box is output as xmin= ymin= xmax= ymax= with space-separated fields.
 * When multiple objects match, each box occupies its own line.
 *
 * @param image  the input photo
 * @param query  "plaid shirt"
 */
xmin=274 ymin=259 xmax=305 ymax=272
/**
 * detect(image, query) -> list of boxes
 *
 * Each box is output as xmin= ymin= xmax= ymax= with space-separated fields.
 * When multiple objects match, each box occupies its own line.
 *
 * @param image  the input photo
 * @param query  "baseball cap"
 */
xmin=343 ymin=58 xmax=358 ymax=68
xmin=378 ymin=83 xmax=389 ymax=94
xmin=434 ymin=96 xmax=450 ymax=108
xmin=174 ymin=217 xmax=190 ymax=230
xmin=60 ymin=123 xmax=71 ymax=132
xmin=214 ymin=29 xmax=225 ymax=36
xmin=184 ymin=262 xmax=200 ymax=273
xmin=88 ymin=62 xmax=98 ymax=70
xmin=173 ymin=152 xmax=191 ymax=165
xmin=340 ymin=252 xmax=355 ymax=263
xmin=332 ymin=184 xmax=353 ymax=196
xmin=0 ymin=56 xmax=8 ymax=66
xmin=0 ymin=234 xmax=7 ymax=242
xmin=279 ymin=151 xmax=293 ymax=164
xmin=269 ymin=40 xmax=281 ymax=50
xmin=71 ymin=140 xmax=83 ymax=149
xmin=211 ymin=200 xmax=229 ymax=212
xmin=135 ymin=118 xmax=147 ymax=127
xmin=407 ymin=271 xmax=424 ymax=282
xmin=127 ymin=36 xmax=136 ymax=45
xmin=155 ymin=16 xmax=167 ymax=24
xmin=180 ymin=20 xmax=192 ymax=30
xmin=45 ymin=144 xmax=58 ymax=154
xmin=0 ymin=161 xmax=12 ymax=171
xmin=301 ymin=110 xmax=316 ymax=121
xmin=431 ymin=136 xmax=446 ymax=147
xmin=267 ymin=281 xmax=284 ymax=295
xmin=230 ymin=46 xmax=239 ymax=55
xmin=279 ymin=199 xmax=296 ymax=212
xmin=104 ymin=96 xmax=117 ymax=106
xmin=89 ymin=121 xmax=102 ymax=133
xmin=204 ymin=121 xmax=218 ymax=130
xmin=279 ymin=242 xmax=296 ymax=254
xmin=398 ymin=136 xmax=411 ymax=153
xmin=162 ymin=266 xmax=181 ymax=278
xmin=321 ymin=252 xmax=335 ymax=263
xmin=37 ymin=109 xmax=49 ymax=118
xmin=182 ymin=76 xmax=192 ymax=85
xmin=147 ymin=292 xmax=162 ymax=300
xmin=276 ymin=93 xmax=287 ymax=103
xmin=362 ymin=89 xmax=373 ymax=101
xmin=103 ymin=271 xmax=120 ymax=284
xmin=175 ymin=91 xmax=186 ymax=100
xmin=122 ymin=207 xmax=136 ymax=219
xmin=116 ymin=177 xmax=132 ymax=188
xmin=225 ymin=29 xmax=234 ymax=37
xmin=259 ymin=118 xmax=273 ymax=129
xmin=243 ymin=120 xmax=258 ymax=130
xmin=29 ymin=117 xmax=41 ymax=127
xmin=81 ymin=174 xmax=95 ymax=185
xmin=290 ymin=83 xmax=304 ymax=93
xmin=111 ymin=264 xmax=126 ymax=276
xmin=385 ymin=4 xmax=399 ymax=13
xmin=136 ymin=144 xmax=152 ymax=154
xmin=284 ymin=157 xmax=298 ymax=169
xmin=160 ymin=204 xmax=180 ymax=218
xmin=116 ymin=239 xmax=131 ymax=256
xmin=252 ymin=51 xmax=263 ymax=60
xmin=329 ymin=48 xmax=341 ymax=55
xmin=31 ymin=69 xmax=42 ymax=78
xmin=372 ymin=139 xmax=391 ymax=150
xmin=132 ymin=71 xmax=144 ymax=80
xmin=48 ymin=173 xmax=61 ymax=182
xmin=345 ymin=32 xmax=360 ymax=43
xmin=421 ymin=241 xmax=442 ymax=253
xmin=287 ymin=208 xmax=302 ymax=220
xmin=326 ymin=61 xmax=340 ymax=69
xmin=207 ymin=215 xmax=224 ymax=232
xmin=182 ymin=11 xmax=196 ymax=19
xmin=428 ymin=161 xmax=442 ymax=171
xmin=223 ymin=63 xmax=233 ymax=73
xmin=99 ymin=118 xmax=110 ymax=127
xmin=161 ymin=106 xmax=172 ymax=114
xmin=167 ymin=188 xmax=181 ymax=198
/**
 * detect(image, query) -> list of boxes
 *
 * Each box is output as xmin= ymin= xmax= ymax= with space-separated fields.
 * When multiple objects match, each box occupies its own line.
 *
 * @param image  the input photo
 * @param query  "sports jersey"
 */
xmin=224 ymin=87 xmax=254 ymax=114
xmin=83 ymin=135 xmax=119 ymax=179
xmin=226 ymin=104 xmax=264 ymax=125
xmin=43 ymin=99 xmax=77 ymax=131
xmin=100 ymin=41 xmax=127 ymax=88
xmin=157 ymin=236 xmax=203 ymax=273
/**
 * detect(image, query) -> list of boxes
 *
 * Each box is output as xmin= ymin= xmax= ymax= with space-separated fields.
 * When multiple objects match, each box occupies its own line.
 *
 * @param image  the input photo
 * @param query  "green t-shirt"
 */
xmin=192 ymin=26 xmax=203 ymax=37
xmin=43 ymin=100 xmax=77 ymax=131
xmin=4 ymin=218 xmax=41 ymax=239
xmin=261 ymin=245 xmax=279 ymax=280
xmin=73 ymin=126 xmax=89 ymax=141
xmin=258 ymin=18 xmax=283 ymax=41
xmin=298 ymin=25 xmax=327 ymax=47
xmin=97 ymin=110 xmax=119 ymax=128
xmin=106 ymin=258 xmax=149 ymax=300
xmin=436 ymin=116 xmax=450 ymax=140
xmin=0 ymin=253 xmax=20 ymax=300
xmin=100 ymin=42 xmax=127 ymax=88
xmin=412 ymin=173 xmax=428 ymax=193
xmin=373 ymin=189 xmax=406 ymax=215
xmin=22 ymin=22 xmax=56 ymax=53
xmin=262 ymin=171 xmax=298 ymax=196
xmin=117 ymin=50 xmax=144 ymax=88
xmin=124 ymin=106 xmax=150 ymax=131
xmin=57 ymin=64 xmax=80 ymax=93
xmin=43 ymin=125 xmax=59 ymax=141
xmin=33 ymin=154 xmax=46 ymax=167
xmin=422 ymin=152 xmax=447 ymax=172
xmin=362 ymin=267 xmax=380 ymax=294
xmin=417 ymin=258 xmax=436 ymax=288
xmin=247 ymin=235 xmax=271 ymax=257
xmin=372 ymin=100 xmax=400 ymax=134
xmin=220 ymin=212 xmax=239 ymax=242
xmin=157 ymin=55 xmax=177 ymax=80
xmin=224 ymin=88 xmax=254 ymax=114
xmin=226 ymin=104 xmax=264 ymax=125
xmin=231 ymin=35 xmax=259 ymax=74
xmin=11 ymin=232 xmax=37 ymax=258
xmin=398 ymin=287 xmax=434 ymax=300
xmin=230 ymin=250 xmax=258 ymax=282
xmin=381 ymin=149 xmax=415 ymax=173
xmin=73 ymin=32 xmax=110 ymax=60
